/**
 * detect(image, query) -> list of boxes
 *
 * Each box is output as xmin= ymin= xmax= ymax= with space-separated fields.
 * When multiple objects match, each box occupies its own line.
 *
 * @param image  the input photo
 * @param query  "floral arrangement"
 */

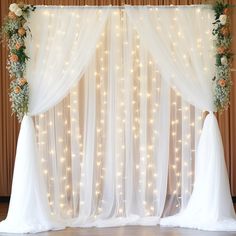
xmin=213 ymin=1 xmax=233 ymax=112
xmin=1 ymin=3 xmax=35 ymax=121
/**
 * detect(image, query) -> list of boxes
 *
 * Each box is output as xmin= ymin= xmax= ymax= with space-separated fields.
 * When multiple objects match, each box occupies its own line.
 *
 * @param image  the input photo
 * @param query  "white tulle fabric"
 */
xmin=26 ymin=8 xmax=109 ymax=115
xmin=0 ymin=6 xmax=235 ymax=234
xmin=126 ymin=7 xmax=236 ymax=231
xmin=0 ymin=8 xmax=109 ymax=233
xmin=160 ymin=113 xmax=236 ymax=231
xmin=126 ymin=6 xmax=215 ymax=112
xmin=0 ymin=116 xmax=63 ymax=233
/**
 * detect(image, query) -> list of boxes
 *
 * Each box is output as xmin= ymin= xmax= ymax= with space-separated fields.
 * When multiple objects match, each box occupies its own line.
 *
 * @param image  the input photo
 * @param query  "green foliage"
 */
xmin=213 ymin=1 xmax=228 ymax=19
xmin=11 ymin=47 xmax=29 ymax=63
xmin=1 ymin=3 xmax=35 ymax=122
xmin=212 ymin=0 xmax=233 ymax=112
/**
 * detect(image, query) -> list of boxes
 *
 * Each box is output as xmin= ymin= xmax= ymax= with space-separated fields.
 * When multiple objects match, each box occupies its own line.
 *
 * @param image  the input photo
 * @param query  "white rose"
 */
xmin=221 ymin=56 xmax=228 ymax=66
xmin=219 ymin=15 xmax=227 ymax=25
xmin=9 ymin=3 xmax=18 ymax=12
xmin=15 ymin=8 xmax=23 ymax=17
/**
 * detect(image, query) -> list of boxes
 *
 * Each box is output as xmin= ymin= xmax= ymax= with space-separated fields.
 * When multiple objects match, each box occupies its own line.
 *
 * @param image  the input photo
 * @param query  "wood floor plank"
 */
xmin=19 ymin=226 xmax=236 ymax=236
xmin=0 ymin=204 xmax=236 ymax=236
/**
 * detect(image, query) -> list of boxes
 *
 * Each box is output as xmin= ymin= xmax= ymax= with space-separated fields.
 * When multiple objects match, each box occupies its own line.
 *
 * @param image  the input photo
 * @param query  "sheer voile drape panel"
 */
xmin=127 ymin=7 xmax=236 ymax=230
xmin=0 ymin=8 xmax=109 ymax=233
xmin=33 ymin=12 xmax=203 ymax=227
xmin=0 ymin=6 xmax=235 ymax=234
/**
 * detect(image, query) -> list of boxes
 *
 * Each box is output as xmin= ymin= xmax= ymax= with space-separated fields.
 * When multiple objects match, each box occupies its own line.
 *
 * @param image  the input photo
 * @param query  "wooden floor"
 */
xmin=1 ymin=203 xmax=236 ymax=236
xmin=26 ymin=226 xmax=236 ymax=236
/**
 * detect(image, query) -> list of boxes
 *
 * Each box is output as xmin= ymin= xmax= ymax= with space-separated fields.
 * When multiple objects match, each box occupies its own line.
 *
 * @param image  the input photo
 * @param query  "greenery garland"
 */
xmin=1 ymin=3 xmax=35 ymax=122
xmin=213 ymin=1 xmax=233 ymax=112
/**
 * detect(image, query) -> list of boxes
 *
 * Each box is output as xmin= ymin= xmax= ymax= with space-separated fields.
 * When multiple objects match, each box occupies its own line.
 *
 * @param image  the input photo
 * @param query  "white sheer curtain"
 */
xmin=0 ymin=8 xmax=108 ymax=233
xmin=0 ymin=6 xmax=235 ymax=234
xmin=27 ymin=8 xmax=109 ymax=115
xmin=126 ymin=6 xmax=236 ymax=230
xmin=33 ymin=12 xmax=202 ymax=227
xmin=126 ymin=6 xmax=214 ymax=111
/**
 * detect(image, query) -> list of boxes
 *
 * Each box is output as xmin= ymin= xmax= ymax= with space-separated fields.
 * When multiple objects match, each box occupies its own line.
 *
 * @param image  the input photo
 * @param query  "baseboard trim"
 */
xmin=0 ymin=196 xmax=236 ymax=203
xmin=232 ymin=197 xmax=236 ymax=203
xmin=0 ymin=197 xmax=10 ymax=203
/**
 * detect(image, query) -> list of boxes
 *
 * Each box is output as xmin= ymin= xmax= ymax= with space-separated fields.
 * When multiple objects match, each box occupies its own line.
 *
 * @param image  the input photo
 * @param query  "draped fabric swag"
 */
xmin=0 ymin=6 xmax=235 ymax=233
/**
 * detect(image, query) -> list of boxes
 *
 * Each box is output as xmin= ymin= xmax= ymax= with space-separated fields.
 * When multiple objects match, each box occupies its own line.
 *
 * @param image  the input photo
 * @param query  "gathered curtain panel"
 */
xmin=0 ymin=6 xmax=235 ymax=234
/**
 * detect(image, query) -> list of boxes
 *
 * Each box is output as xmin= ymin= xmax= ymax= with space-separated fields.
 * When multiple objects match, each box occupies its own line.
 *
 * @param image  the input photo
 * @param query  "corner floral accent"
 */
xmin=213 ymin=1 xmax=233 ymax=112
xmin=1 ymin=3 xmax=36 ymax=122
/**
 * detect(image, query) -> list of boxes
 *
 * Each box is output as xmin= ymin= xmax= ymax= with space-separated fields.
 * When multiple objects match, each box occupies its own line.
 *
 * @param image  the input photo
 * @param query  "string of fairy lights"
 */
xmin=34 ymin=7 xmax=206 ymax=219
